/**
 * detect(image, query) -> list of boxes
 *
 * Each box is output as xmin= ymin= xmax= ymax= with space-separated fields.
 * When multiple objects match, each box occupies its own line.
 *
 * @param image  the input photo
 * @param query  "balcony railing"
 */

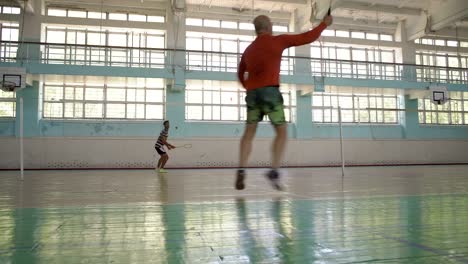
xmin=1 ymin=41 xmax=467 ymax=84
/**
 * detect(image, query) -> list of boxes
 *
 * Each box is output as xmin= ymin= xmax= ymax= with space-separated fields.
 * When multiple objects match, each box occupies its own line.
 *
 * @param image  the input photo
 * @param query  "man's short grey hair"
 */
xmin=253 ymin=15 xmax=271 ymax=34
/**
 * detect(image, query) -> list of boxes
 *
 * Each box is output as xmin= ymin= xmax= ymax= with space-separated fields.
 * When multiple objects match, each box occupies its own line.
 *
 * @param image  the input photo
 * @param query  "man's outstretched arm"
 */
xmin=278 ymin=15 xmax=333 ymax=48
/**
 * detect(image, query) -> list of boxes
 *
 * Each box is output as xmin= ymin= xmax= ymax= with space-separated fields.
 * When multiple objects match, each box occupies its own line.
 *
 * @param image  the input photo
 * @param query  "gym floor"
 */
xmin=1 ymin=165 xmax=468 ymax=263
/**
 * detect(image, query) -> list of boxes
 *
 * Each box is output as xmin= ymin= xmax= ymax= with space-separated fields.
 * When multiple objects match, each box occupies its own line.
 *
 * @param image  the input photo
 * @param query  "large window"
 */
xmin=312 ymin=88 xmax=402 ymax=123
xmin=310 ymin=43 xmax=400 ymax=80
xmin=1 ymin=6 xmax=21 ymax=14
xmin=416 ymin=51 xmax=468 ymax=83
xmin=415 ymin=37 xmax=468 ymax=83
xmin=415 ymin=38 xmax=462 ymax=48
xmin=418 ymin=92 xmax=468 ymax=125
xmin=186 ymin=17 xmax=289 ymax=32
xmin=43 ymin=77 xmax=165 ymax=120
xmin=185 ymin=80 xmax=296 ymax=122
xmin=0 ymin=22 xmax=19 ymax=62
xmin=47 ymin=7 xmax=165 ymax=23
xmin=322 ymin=29 xmax=393 ymax=41
xmin=43 ymin=25 xmax=165 ymax=67
xmin=186 ymin=31 xmax=294 ymax=74
xmin=0 ymin=90 xmax=15 ymax=118
xmin=186 ymin=32 xmax=253 ymax=72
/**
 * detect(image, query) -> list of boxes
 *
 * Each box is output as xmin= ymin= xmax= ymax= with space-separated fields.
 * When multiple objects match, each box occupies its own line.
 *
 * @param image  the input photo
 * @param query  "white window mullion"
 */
xmin=61 ymin=81 xmax=65 ymax=118
xmin=448 ymin=97 xmax=452 ymax=124
xmin=124 ymin=79 xmax=128 ymax=119
xmin=237 ymin=89 xmax=241 ymax=121
xmin=321 ymin=94 xmax=325 ymax=122
xmin=379 ymin=96 xmax=384 ymax=123
xmin=367 ymin=94 xmax=371 ymax=123
xmin=102 ymin=83 xmax=107 ymax=119
xmin=143 ymin=85 xmax=147 ymax=119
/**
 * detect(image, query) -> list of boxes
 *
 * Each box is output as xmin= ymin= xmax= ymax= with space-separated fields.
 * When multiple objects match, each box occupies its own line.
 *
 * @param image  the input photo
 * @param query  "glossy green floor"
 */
xmin=1 ymin=166 xmax=468 ymax=263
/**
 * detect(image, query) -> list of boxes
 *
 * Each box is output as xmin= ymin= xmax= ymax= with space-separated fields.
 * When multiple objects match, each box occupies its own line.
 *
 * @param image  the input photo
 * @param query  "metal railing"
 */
xmin=1 ymin=41 xmax=467 ymax=84
xmin=1 ymin=41 xmax=168 ymax=68
xmin=309 ymin=58 xmax=404 ymax=80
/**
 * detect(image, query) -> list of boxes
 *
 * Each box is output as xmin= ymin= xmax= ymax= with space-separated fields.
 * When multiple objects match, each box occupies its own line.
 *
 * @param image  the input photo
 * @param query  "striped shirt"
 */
xmin=155 ymin=128 xmax=168 ymax=149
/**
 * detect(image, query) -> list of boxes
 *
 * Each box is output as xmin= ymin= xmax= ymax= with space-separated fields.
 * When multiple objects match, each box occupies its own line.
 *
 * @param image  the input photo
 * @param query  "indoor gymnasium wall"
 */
xmin=2 ymin=81 xmax=468 ymax=169
xmin=1 ymin=0 xmax=468 ymax=171
xmin=1 ymin=137 xmax=468 ymax=169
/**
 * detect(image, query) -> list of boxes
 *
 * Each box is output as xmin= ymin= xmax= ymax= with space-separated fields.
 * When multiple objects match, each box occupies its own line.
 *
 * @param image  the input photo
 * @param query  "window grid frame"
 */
xmin=185 ymin=17 xmax=289 ymax=32
xmin=415 ymin=51 xmax=467 ymax=83
xmin=320 ymin=29 xmax=394 ymax=41
xmin=0 ymin=21 xmax=20 ymax=62
xmin=42 ymin=82 xmax=165 ymax=120
xmin=418 ymin=92 xmax=468 ymax=125
xmin=185 ymin=82 xmax=296 ymax=123
xmin=0 ymin=5 xmax=21 ymax=14
xmin=0 ymin=90 xmax=16 ymax=118
xmin=415 ymin=37 xmax=464 ymax=48
xmin=310 ymin=43 xmax=399 ymax=80
xmin=46 ymin=7 xmax=165 ymax=23
xmin=186 ymin=32 xmax=294 ymax=74
xmin=312 ymin=93 xmax=401 ymax=124
xmin=44 ymin=26 xmax=166 ymax=67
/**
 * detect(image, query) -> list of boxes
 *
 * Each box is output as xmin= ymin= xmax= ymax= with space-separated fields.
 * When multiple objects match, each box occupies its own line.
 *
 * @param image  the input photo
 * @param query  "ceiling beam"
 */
xmin=15 ymin=0 xmax=34 ymax=13
xmin=426 ymin=27 xmax=468 ymax=41
xmin=314 ymin=17 xmax=397 ymax=30
xmin=186 ymin=4 xmax=291 ymax=22
xmin=334 ymin=0 xmax=421 ymax=16
xmin=405 ymin=0 xmax=468 ymax=40
xmin=429 ymin=0 xmax=468 ymax=31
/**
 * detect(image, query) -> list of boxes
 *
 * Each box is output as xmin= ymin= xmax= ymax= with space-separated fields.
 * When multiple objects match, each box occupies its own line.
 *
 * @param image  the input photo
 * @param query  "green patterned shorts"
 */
xmin=245 ymin=86 xmax=286 ymax=126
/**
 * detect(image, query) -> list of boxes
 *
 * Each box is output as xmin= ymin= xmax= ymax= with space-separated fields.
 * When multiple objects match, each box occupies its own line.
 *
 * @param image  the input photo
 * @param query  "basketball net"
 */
xmin=0 ymin=81 xmax=16 ymax=92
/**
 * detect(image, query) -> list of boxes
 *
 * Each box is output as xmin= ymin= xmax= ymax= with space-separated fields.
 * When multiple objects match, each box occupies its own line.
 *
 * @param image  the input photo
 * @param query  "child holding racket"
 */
xmin=155 ymin=120 xmax=176 ymax=173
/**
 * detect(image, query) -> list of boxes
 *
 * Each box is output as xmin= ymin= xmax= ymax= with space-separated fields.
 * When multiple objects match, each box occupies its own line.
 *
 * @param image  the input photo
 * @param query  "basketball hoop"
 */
xmin=0 ymin=81 xmax=16 ymax=92
xmin=430 ymin=86 xmax=448 ymax=105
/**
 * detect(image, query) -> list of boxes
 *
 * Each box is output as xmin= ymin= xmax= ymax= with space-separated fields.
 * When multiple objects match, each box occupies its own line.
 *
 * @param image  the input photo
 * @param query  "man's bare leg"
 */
xmin=267 ymin=124 xmax=287 ymax=191
xmin=236 ymin=123 xmax=258 ymax=190
xmin=157 ymin=157 xmax=163 ymax=169
xmin=160 ymin=154 xmax=169 ymax=169
xmin=239 ymin=123 xmax=258 ymax=168
xmin=272 ymin=124 xmax=287 ymax=169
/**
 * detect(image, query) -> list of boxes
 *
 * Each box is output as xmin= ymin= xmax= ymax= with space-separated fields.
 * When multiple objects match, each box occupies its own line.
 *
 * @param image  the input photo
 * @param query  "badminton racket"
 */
xmin=173 ymin=144 xmax=192 ymax=149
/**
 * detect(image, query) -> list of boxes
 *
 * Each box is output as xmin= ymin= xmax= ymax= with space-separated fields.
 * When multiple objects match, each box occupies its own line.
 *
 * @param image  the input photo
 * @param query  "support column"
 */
xmin=15 ymin=80 xmax=40 ymax=137
xmin=403 ymin=95 xmax=419 ymax=139
xmin=398 ymin=21 xmax=418 ymax=138
xmin=397 ymin=21 xmax=417 ymax=82
xmin=17 ymin=0 xmax=43 ymax=63
xmin=165 ymin=1 xmax=187 ymax=138
xmin=296 ymin=90 xmax=313 ymax=139
xmin=292 ymin=10 xmax=314 ymax=139
xmin=292 ymin=10 xmax=313 ymax=78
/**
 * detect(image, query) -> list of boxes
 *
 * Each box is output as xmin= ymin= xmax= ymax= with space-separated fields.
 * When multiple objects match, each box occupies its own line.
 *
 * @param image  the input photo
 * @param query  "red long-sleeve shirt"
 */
xmin=238 ymin=22 xmax=327 ymax=90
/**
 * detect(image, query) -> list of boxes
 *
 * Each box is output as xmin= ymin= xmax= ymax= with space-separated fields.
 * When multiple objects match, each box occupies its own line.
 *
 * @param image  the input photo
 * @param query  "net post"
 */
xmin=20 ymin=97 xmax=24 ymax=181
xmin=338 ymin=106 xmax=345 ymax=178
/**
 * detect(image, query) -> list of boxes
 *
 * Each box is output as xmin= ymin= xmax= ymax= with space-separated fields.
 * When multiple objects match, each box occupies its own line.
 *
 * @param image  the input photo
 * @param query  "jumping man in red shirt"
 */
xmin=236 ymin=14 xmax=333 ymax=190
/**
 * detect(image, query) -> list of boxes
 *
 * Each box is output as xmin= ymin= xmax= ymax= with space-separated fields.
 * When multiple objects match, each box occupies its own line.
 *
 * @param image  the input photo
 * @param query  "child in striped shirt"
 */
xmin=155 ymin=120 xmax=175 ymax=173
